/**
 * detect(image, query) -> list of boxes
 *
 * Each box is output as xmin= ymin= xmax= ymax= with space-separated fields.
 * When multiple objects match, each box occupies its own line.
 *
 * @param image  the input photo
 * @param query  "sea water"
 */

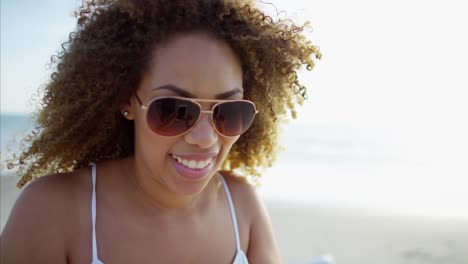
xmin=1 ymin=114 xmax=35 ymax=156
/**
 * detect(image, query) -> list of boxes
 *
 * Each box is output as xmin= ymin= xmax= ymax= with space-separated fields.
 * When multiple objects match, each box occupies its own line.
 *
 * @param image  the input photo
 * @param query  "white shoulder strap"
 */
xmin=91 ymin=164 xmax=102 ymax=263
xmin=218 ymin=174 xmax=242 ymax=251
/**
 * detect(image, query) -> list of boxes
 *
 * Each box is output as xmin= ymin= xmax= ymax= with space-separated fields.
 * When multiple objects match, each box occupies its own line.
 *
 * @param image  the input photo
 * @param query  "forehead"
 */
xmin=139 ymin=32 xmax=243 ymax=98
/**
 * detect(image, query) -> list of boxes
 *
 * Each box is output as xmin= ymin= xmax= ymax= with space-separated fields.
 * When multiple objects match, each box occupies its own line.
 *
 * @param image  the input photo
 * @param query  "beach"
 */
xmin=2 ymin=175 xmax=467 ymax=264
xmin=267 ymin=200 xmax=468 ymax=264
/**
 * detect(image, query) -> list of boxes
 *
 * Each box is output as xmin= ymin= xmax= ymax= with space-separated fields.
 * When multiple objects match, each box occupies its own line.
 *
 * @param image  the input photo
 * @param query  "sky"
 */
xmin=2 ymin=0 xmax=467 ymax=127
xmin=1 ymin=0 xmax=468 ymax=216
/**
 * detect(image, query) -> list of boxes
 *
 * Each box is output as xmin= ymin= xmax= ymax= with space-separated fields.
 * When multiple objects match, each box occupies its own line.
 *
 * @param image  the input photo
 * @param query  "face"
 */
xmin=126 ymin=32 xmax=244 ymax=196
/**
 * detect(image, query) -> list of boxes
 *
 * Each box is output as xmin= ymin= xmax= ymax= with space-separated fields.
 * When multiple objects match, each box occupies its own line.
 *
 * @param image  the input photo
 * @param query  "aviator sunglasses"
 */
xmin=134 ymin=94 xmax=259 ymax=137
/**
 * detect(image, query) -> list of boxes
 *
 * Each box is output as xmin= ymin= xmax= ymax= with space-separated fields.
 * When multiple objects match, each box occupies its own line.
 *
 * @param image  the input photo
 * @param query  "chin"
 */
xmin=173 ymin=175 xmax=214 ymax=196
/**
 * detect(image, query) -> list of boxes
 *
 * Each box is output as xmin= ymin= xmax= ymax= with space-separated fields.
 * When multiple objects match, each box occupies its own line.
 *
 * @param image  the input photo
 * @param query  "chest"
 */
xmin=67 ymin=196 xmax=248 ymax=264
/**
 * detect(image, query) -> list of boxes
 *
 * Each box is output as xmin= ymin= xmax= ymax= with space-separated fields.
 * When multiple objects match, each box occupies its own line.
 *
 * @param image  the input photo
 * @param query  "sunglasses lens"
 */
xmin=213 ymin=101 xmax=256 ymax=136
xmin=147 ymin=98 xmax=200 ymax=136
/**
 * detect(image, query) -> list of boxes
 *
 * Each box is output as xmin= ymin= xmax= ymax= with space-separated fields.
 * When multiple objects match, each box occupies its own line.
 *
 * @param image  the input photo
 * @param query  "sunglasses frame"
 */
xmin=134 ymin=94 xmax=259 ymax=137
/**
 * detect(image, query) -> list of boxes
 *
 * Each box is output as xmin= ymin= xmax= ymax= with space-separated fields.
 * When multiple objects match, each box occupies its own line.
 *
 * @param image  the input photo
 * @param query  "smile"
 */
xmin=171 ymin=154 xmax=213 ymax=170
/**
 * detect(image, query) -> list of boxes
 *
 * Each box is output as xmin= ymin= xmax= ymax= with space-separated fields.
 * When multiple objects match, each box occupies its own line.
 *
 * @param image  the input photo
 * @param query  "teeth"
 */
xmin=188 ymin=160 xmax=197 ymax=168
xmin=172 ymin=154 xmax=212 ymax=169
xmin=196 ymin=160 xmax=205 ymax=168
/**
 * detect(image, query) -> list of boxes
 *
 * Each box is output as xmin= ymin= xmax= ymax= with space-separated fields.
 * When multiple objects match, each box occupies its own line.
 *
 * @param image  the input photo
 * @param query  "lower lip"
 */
xmin=171 ymin=156 xmax=215 ymax=181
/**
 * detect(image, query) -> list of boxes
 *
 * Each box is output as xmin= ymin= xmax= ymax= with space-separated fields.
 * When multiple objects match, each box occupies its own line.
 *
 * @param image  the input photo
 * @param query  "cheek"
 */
xmin=221 ymin=135 xmax=240 ymax=153
xmin=134 ymin=118 xmax=175 ymax=160
xmin=216 ymin=136 xmax=240 ymax=167
xmin=135 ymin=113 xmax=160 ymax=145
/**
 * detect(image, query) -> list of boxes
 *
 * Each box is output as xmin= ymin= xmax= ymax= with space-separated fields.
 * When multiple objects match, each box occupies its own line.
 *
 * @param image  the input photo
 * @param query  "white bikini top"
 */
xmin=90 ymin=164 xmax=249 ymax=264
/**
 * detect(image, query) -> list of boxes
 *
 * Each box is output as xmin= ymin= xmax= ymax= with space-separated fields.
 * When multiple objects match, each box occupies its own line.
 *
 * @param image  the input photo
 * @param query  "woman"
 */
xmin=1 ymin=0 xmax=320 ymax=263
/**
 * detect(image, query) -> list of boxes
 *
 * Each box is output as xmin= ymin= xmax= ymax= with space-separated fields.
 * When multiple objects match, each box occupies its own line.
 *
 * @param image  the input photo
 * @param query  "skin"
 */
xmin=0 ymin=32 xmax=281 ymax=263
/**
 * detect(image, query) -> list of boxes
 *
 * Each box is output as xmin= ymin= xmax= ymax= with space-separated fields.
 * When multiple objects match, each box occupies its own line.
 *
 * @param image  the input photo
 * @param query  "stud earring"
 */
xmin=123 ymin=111 xmax=129 ymax=117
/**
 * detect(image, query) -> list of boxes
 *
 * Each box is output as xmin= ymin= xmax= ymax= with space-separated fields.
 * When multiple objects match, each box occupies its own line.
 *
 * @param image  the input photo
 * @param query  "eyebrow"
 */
xmin=153 ymin=84 xmax=243 ymax=99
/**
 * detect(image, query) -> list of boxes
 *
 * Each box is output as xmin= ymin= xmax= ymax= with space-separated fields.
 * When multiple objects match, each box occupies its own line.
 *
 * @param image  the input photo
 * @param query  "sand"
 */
xmin=1 ymin=176 xmax=467 ymax=264
xmin=267 ymin=200 xmax=468 ymax=264
xmin=1 ymin=176 xmax=21 ymax=232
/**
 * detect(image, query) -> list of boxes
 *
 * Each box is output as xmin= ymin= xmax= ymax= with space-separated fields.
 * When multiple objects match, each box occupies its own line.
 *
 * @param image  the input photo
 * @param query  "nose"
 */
xmin=184 ymin=113 xmax=219 ymax=149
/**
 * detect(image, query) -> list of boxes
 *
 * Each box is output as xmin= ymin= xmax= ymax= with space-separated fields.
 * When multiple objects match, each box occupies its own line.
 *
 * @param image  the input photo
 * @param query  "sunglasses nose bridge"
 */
xmin=198 ymin=109 xmax=216 ymax=129
xmin=199 ymin=109 xmax=213 ymax=117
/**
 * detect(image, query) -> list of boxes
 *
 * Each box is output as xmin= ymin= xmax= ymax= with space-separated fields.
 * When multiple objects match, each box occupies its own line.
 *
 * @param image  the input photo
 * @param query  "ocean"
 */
xmin=1 ymin=114 xmax=35 ymax=158
xmin=1 ymin=113 xmax=468 ymax=218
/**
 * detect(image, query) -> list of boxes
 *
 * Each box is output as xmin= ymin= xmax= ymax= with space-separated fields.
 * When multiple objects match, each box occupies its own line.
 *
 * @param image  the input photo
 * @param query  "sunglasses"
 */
xmin=134 ymin=94 xmax=259 ymax=137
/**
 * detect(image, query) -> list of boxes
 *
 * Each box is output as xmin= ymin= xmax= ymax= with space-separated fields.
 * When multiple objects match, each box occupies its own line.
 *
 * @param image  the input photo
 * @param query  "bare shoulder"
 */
xmin=0 ymin=169 xmax=88 ymax=263
xmin=219 ymin=171 xmax=256 ymax=204
xmin=3 ymin=172 xmax=79 ymax=229
xmin=218 ymin=171 xmax=262 ymax=223
xmin=219 ymin=171 xmax=282 ymax=263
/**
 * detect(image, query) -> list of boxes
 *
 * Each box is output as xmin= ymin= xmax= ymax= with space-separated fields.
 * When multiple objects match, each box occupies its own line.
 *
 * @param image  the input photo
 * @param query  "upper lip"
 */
xmin=170 ymin=153 xmax=218 ymax=161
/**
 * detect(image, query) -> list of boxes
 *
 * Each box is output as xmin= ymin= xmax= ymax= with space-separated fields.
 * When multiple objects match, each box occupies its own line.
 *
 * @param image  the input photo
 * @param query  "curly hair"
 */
xmin=6 ymin=0 xmax=321 ymax=188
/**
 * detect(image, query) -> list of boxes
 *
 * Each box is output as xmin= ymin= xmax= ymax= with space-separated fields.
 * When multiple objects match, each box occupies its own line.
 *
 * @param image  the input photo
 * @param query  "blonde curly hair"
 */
xmin=6 ymin=0 xmax=321 ymax=188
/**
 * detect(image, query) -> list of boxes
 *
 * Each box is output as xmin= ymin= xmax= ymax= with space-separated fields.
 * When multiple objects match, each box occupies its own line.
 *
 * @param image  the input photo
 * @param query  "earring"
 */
xmin=123 ymin=111 xmax=129 ymax=117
